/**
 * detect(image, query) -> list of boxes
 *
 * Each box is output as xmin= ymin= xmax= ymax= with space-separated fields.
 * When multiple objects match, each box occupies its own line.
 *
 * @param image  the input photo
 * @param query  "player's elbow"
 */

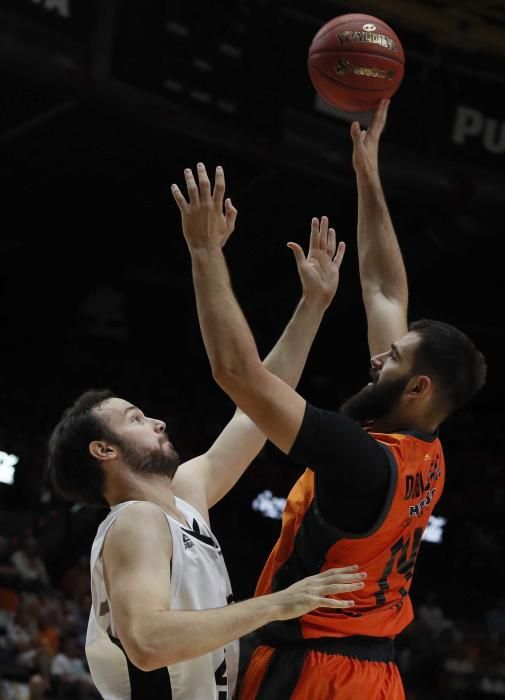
xmin=121 ymin=641 xmax=149 ymax=671
xmin=127 ymin=647 xmax=154 ymax=672
xmin=123 ymin=639 xmax=171 ymax=672
xmin=212 ymin=363 xmax=238 ymax=392
xmin=118 ymin=609 xmax=189 ymax=670
xmin=212 ymin=358 xmax=261 ymax=397
xmin=120 ymin=629 xmax=168 ymax=672
xmin=133 ymin=652 xmax=165 ymax=673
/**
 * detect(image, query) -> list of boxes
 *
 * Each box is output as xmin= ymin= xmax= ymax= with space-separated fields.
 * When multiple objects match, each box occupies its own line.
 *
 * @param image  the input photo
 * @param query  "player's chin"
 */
xmin=167 ymin=446 xmax=182 ymax=467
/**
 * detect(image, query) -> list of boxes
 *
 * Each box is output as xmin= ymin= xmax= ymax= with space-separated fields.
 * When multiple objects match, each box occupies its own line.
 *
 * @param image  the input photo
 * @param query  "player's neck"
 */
xmin=106 ymin=473 xmax=186 ymax=524
xmin=371 ymin=414 xmax=438 ymax=435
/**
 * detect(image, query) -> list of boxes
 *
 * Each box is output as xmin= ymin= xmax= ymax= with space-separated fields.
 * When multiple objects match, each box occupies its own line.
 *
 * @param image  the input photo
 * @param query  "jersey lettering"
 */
xmin=215 ymin=655 xmax=228 ymax=700
xmin=374 ymin=527 xmax=423 ymax=607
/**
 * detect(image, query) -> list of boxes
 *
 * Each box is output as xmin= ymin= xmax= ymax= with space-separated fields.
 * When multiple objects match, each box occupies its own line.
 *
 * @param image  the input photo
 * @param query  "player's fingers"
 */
xmin=350 ymin=121 xmax=362 ymax=143
xmin=319 ymin=573 xmax=365 ymax=588
xmin=225 ymin=198 xmax=238 ymax=229
xmin=287 ymin=242 xmax=306 ymax=268
xmin=213 ymin=165 xmax=225 ymax=209
xmin=196 ymin=162 xmax=211 ymax=202
xmin=170 ymin=183 xmax=189 ymax=212
xmin=309 ymin=217 xmax=320 ymax=251
xmin=316 ymin=597 xmax=355 ymax=608
xmin=321 ymin=571 xmax=366 ymax=583
xmin=378 ymin=99 xmax=390 ymax=135
xmin=317 ymin=565 xmax=360 ymax=577
xmin=321 ymin=581 xmax=365 ymax=595
xmin=333 ymin=241 xmax=346 ymax=267
xmin=319 ymin=216 xmax=329 ymax=250
xmin=184 ymin=168 xmax=200 ymax=204
xmin=378 ymin=98 xmax=390 ymax=122
xmin=328 ymin=228 xmax=336 ymax=258
xmin=370 ymin=99 xmax=389 ymax=138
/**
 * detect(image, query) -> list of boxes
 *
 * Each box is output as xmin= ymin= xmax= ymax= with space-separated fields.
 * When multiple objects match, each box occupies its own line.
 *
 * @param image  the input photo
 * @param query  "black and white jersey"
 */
xmin=86 ymin=498 xmax=238 ymax=699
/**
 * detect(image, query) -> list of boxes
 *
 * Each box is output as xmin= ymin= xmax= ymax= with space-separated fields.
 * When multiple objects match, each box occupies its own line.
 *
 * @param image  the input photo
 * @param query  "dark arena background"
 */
xmin=0 ymin=1 xmax=504 ymax=698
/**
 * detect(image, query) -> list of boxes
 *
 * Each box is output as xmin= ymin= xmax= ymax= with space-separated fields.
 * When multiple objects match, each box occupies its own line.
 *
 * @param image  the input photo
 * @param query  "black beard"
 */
xmin=339 ymin=374 xmax=412 ymax=424
xmin=116 ymin=436 xmax=181 ymax=479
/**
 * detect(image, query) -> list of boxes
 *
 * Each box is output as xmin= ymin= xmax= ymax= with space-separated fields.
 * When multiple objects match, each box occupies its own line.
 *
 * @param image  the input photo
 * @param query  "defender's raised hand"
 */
xmin=350 ymin=98 xmax=389 ymax=177
xmin=288 ymin=216 xmax=346 ymax=310
xmin=171 ymin=163 xmax=238 ymax=251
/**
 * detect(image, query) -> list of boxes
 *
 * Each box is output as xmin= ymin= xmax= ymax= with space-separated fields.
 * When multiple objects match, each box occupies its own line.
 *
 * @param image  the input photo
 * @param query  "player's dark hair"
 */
xmin=47 ymin=389 xmax=116 ymax=507
xmin=409 ymin=319 xmax=486 ymax=416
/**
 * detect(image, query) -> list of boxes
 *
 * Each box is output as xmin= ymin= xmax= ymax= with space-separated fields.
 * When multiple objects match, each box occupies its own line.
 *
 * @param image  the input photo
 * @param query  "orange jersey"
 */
xmin=256 ymin=430 xmax=445 ymax=641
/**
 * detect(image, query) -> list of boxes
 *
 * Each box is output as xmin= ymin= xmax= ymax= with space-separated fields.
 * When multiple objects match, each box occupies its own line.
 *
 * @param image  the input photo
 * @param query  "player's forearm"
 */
xmin=356 ymin=170 xmax=408 ymax=305
xmin=230 ymin=298 xmax=323 ymax=455
xmin=190 ymin=246 xmax=262 ymax=389
xmin=263 ymin=296 xmax=325 ymax=388
xmin=129 ymin=594 xmax=279 ymax=670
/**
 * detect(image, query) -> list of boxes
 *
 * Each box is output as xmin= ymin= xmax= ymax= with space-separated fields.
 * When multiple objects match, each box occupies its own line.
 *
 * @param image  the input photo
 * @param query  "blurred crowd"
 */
xmin=0 ymin=535 xmax=98 ymax=700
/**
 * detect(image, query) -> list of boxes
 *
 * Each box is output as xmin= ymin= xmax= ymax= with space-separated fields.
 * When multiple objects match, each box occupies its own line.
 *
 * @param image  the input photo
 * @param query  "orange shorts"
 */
xmin=238 ymin=644 xmax=406 ymax=700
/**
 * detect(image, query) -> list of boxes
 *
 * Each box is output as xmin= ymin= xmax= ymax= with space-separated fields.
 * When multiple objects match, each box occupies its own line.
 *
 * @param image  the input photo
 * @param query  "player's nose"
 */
xmin=370 ymin=354 xmax=385 ymax=370
xmin=153 ymin=418 xmax=166 ymax=433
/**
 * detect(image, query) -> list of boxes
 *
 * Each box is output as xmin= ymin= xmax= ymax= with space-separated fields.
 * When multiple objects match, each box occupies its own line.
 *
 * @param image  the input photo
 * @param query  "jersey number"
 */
xmin=215 ymin=656 xmax=227 ymax=700
xmin=374 ymin=527 xmax=423 ymax=607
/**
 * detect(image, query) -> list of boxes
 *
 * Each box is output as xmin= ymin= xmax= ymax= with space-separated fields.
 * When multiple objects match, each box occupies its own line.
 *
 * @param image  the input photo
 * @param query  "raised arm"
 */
xmin=103 ymin=502 xmax=364 ymax=671
xmin=172 ymin=185 xmax=343 ymax=511
xmin=351 ymin=99 xmax=408 ymax=356
xmin=171 ymin=164 xmax=345 ymax=455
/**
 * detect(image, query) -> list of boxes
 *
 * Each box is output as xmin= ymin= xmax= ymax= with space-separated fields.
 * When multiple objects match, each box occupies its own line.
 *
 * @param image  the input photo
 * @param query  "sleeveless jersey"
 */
xmin=256 ymin=430 xmax=445 ymax=643
xmin=86 ymin=498 xmax=238 ymax=699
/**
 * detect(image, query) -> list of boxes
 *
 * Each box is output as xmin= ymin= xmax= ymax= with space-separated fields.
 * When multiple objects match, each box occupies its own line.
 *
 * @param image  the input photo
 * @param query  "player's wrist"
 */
xmin=356 ymin=168 xmax=382 ymax=191
xmin=300 ymin=293 xmax=328 ymax=314
xmin=189 ymin=243 xmax=225 ymax=258
xmin=261 ymin=591 xmax=287 ymax=622
xmin=245 ymin=593 xmax=283 ymax=625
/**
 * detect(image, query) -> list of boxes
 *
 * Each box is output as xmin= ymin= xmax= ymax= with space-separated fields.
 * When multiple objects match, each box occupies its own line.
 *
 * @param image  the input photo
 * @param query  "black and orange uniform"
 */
xmin=239 ymin=404 xmax=445 ymax=700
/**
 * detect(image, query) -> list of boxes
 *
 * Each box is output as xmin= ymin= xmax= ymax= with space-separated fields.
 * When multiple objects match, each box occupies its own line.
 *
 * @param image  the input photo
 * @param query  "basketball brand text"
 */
xmin=334 ymin=58 xmax=395 ymax=81
xmin=337 ymin=31 xmax=398 ymax=53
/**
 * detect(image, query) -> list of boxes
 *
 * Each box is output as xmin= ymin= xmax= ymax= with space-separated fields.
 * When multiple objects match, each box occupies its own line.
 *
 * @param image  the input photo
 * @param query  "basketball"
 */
xmin=308 ymin=14 xmax=405 ymax=113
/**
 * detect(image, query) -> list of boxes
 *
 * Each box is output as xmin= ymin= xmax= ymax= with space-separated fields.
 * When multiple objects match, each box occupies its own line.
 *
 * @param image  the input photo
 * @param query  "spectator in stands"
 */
xmin=60 ymin=555 xmax=90 ymax=603
xmin=51 ymin=635 xmax=98 ymax=699
xmin=418 ymin=592 xmax=454 ymax=638
xmin=0 ymin=536 xmax=17 ymax=583
xmin=10 ymin=538 xmax=50 ymax=592
xmin=37 ymin=608 xmax=60 ymax=659
xmin=0 ymin=535 xmax=20 ymax=617
xmin=5 ymin=601 xmax=52 ymax=686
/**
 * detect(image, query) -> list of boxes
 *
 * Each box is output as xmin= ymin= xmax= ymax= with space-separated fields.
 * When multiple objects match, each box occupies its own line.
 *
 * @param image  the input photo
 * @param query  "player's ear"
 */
xmin=406 ymin=375 xmax=431 ymax=398
xmin=90 ymin=441 xmax=117 ymax=461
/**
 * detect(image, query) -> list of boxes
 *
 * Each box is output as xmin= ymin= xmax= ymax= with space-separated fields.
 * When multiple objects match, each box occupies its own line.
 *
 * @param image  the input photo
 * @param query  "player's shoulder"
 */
xmin=109 ymin=501 xmax=171 ymax=541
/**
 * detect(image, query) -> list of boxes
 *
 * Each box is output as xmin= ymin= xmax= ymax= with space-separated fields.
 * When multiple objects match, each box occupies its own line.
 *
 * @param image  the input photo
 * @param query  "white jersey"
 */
xmin=86 ymin=498 xmax=238 ymax=700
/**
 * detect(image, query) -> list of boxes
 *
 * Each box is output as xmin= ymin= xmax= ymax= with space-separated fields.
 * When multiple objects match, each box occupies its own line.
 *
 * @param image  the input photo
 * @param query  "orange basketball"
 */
xmin=308 ymin=14 xmax=405 ymax=112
